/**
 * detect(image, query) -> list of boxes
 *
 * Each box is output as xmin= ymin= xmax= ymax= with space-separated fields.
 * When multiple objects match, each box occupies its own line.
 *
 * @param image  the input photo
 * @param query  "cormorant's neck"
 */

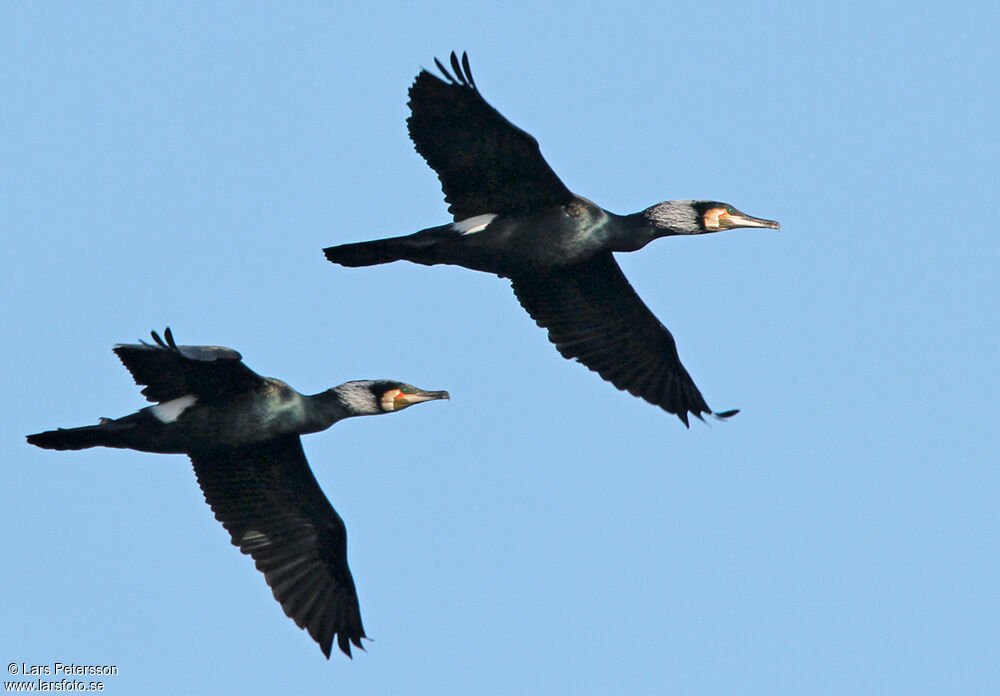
xmin=607 ymin=212 xmax=679 ymax=253
xmin=303 ymin=388 xmax=374 ymax=432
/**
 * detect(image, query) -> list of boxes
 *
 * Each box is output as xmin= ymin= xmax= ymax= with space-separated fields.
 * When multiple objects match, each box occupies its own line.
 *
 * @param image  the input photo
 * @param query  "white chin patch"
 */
xmin=151 ymin=394 xmax=198 ymax=423
xmin=452 ymin=213 xmax=497 ymax=235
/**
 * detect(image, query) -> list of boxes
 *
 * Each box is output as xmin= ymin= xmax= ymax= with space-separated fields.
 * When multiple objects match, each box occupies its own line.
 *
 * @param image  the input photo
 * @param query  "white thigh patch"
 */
xmin=452 ymin=213 xmax=498 ymax=235
xmin=151 ymin=395 xmax=198 ymax=423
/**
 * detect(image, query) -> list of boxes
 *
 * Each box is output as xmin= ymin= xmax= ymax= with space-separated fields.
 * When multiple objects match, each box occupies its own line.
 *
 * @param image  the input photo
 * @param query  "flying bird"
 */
xmin=324 ymin=52 xmax=779 ymax=425
xmin=27 ymin=328 xmax=449 ymax=658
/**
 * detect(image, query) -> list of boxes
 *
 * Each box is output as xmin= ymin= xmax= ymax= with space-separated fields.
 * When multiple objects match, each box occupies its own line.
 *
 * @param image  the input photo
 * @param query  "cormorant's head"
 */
xmin=375 ymin=381 xmax=451 ymax=413
xmin=643 ymin=201 xmax=779 ymax=235
xmin=693 ymin=201 xmax=780 ymax=233
xmin=330 ymin=380 xmax=450 ymax=416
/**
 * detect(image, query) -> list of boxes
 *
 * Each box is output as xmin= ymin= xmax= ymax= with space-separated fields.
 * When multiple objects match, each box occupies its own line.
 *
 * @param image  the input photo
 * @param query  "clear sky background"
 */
xmin=3 ymin=1 xmax=998 ymax=694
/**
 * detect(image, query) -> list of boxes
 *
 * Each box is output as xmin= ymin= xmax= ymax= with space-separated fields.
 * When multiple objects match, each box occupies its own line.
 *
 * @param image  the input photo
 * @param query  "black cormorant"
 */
xmin=324 ymin=52 xmax=779 ymax=425
xmin=26 ymin=328 xmax=449 ymax=658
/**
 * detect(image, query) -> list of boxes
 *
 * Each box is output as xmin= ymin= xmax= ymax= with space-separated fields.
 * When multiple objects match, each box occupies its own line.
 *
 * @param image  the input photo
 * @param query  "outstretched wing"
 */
xmin=189 ymin=435 xmax=366 ymax=659
xmin=113 ymin=328 xmax=265 ymax=403
xmin=407 ymin=51 xmax=574 ymax=220
xmin=510 ymin=253 xmax=737 ymax=425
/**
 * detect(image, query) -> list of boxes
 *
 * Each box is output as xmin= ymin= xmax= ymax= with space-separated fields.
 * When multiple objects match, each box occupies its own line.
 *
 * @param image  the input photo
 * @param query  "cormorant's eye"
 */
xmin=725 ymin=206 xmax=735 ymax=214
xmin=399 ymin=385 xmax=415 ymax=395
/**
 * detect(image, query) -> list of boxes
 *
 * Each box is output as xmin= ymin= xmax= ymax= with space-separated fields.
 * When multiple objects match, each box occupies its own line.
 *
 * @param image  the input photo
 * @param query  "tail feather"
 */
xmin=27 ymin=423 xmax=122 ymax=451
xmin=324 ymin=232 xmax=448 ymax=268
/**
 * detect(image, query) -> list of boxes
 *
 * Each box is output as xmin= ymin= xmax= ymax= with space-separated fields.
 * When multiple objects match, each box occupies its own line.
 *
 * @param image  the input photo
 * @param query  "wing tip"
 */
xmin=677 ymin=407 xmax=739 ymax=426
xmin=146 ymin=327 xmax=178 ymax=352
xmin=426 ymin=51 xmax=474 ymax=88
xmin=331 ymin=630 xmax=368 ymax=659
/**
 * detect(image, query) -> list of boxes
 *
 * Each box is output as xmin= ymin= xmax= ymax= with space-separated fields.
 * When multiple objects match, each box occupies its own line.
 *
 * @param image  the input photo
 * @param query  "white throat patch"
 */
xmin=452 ymin=213 xmax=497 ymax=235
xmin=151 ymin=394 xmax=198 ymax=423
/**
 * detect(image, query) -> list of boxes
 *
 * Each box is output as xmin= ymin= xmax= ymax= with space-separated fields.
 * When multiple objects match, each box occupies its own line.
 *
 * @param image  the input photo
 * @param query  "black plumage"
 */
xmin=325 ymin=52 xmax=778 ymax=425
xmin=27 ymin=328 xmax=449 ymax=658
xmin=115 ymin=328 xmax=259 ymax=403
xmin=408 ymin=53 xmax=573 ymax=219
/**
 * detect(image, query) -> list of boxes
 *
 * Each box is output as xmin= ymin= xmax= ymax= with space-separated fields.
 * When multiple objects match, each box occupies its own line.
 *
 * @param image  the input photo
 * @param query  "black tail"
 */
xmin=27 ymin=422 xmax=122 ymax=451
xmin=324 ymin=231 xmax=450 ymax=268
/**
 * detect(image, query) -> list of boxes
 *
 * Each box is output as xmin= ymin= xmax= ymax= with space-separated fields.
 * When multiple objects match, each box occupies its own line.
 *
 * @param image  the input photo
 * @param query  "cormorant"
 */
xmin=26 ymin=328 xmax=449 ymax=658
xmin=324 ymin=52 xmax=779 ymax=425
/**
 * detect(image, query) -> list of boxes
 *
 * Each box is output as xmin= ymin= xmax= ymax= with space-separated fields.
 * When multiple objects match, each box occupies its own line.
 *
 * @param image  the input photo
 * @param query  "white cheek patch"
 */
xmin=380 ymin=389 xmax=400 ymax=412
xmin=452 ymin=213 xmax=498 ymax=235
xmin=151 ymin=394 xmax=198 ymax=423
xmin=703 ymin=208 xmax=726 ymax=230
xmin=703 ymin=208 xmax=724 ymax=230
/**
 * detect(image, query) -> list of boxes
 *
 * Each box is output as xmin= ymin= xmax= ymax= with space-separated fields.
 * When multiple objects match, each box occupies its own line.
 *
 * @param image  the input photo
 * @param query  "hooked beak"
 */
xmin=719 ymin=208 xmax=780 ymax=230
xmin=396 ymin=389 xmax=450 ymax=408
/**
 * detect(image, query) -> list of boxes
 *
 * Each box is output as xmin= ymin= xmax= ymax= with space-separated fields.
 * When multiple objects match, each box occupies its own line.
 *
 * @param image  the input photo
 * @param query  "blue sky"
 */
xmin=3 ymin=1 xmax=998 ymax=693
